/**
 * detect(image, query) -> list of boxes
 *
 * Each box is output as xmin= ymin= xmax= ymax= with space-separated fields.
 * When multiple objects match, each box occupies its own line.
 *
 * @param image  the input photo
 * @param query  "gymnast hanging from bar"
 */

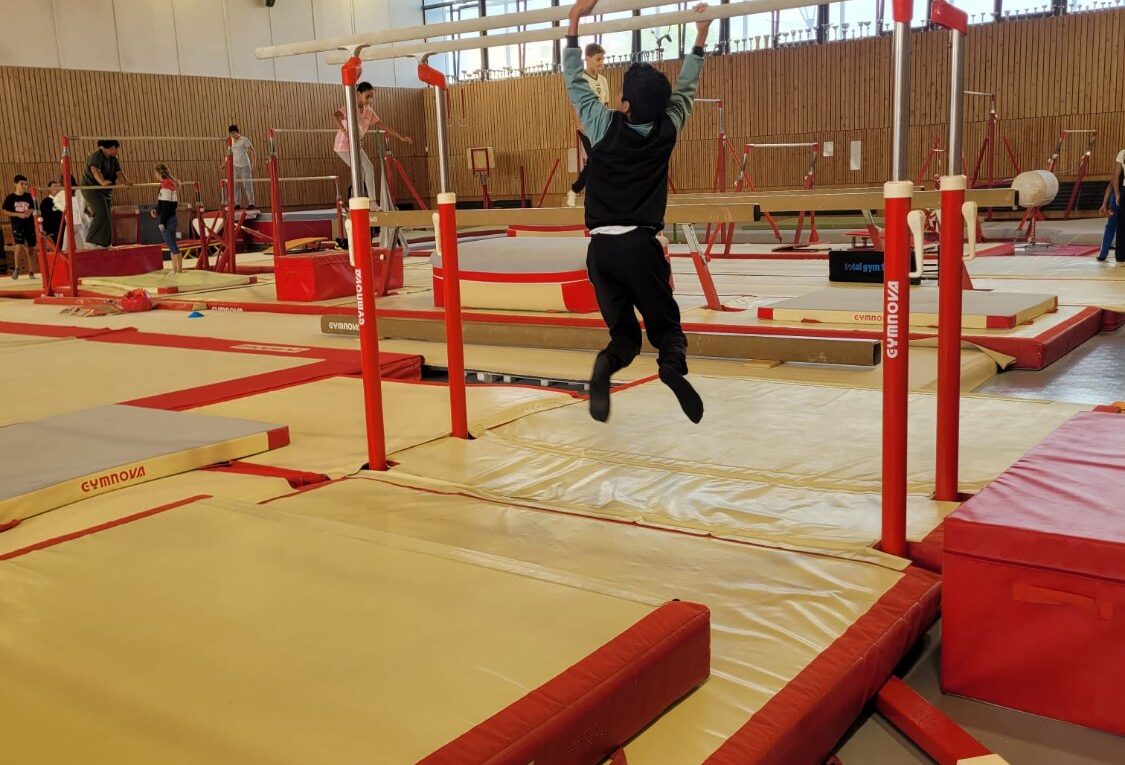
xmin=565 ymin=0 xmax=711 ymax=423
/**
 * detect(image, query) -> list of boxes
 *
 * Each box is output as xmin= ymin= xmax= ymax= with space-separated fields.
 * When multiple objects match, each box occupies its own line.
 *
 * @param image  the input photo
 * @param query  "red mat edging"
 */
xmin=0 ymin=320 xmax=129 ymax=340
xmin=703 ymin=566 xmax=941 ymax=765
xmin=420 ymin=600 xmax=711 ymax=765
xmin=0 ymin=495 xmax=210 ymax=552
xmin=120 ymin=359 xmax=361 ymax=411
xmin=964 ymin=305 xmax=1102 ymax=369
xmin=204 ymin=461 xmax=330 ymax=489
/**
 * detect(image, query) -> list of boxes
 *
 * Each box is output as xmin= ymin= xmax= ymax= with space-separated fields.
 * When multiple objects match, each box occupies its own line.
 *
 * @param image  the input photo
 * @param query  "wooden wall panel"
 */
xmin=0 ymin=66 xmax=429 ymax=210
xmin=2 ymin=11 xmax=1122 ymax=210
xmin=422 ymin=10 xmax=1125 ymax=204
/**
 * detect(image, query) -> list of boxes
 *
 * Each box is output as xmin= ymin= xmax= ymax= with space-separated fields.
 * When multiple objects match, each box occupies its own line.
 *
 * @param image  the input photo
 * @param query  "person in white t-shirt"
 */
xmin=219 ymin=124 xmax=256 ymax=209
xmin=567 ymin=42 xmax=610 ymax=207
xmin=333 ymin=82 xmax=413 ymax=203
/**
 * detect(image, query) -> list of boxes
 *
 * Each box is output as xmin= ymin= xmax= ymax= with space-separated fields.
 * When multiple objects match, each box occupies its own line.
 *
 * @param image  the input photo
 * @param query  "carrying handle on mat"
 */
xmin=1013 ymin=582 xmax=1114 ymax=620
xmin=907 ymin=209 xmax=926 ymax=278
xmin=961 ymin=201 xmax=979 ymax=262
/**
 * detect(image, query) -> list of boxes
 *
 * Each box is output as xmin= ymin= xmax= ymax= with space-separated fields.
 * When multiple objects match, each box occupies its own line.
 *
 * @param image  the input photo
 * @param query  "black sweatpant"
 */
xmin=586 ymin=229 xmax=687 ymax=374
xmin=572 ymin=131 xmax=593 ymax=194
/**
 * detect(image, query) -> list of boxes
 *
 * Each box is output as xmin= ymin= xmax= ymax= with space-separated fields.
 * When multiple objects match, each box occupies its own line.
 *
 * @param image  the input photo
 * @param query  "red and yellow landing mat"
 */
xmin=0 ymin=495 xmax=708 ymax=764
xmin=0 ymin=405 xmax=287 ymax=529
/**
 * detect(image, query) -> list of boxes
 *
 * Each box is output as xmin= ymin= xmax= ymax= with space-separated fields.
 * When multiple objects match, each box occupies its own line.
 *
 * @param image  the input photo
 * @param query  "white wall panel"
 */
xmin=353 ymin=0 xmax=397 ymax=86
xmin=0 ymin=2 xmax=61 ymax=69
xmin=269 ymin=0 xmax=318 ymax=83
xmin=1 ymin=0 xmax=428 ymax=83
xmin=313 ymin=0 xmax=354 ymax=84
xmin=173 ymin=0 xmax=230 ymax=78
xmin=389 ymin=0 xmax=423 ymax=88
xmin=226 ymin=0 xmax=276 ymax=80
xmin=115 ymin=0 xmax=179 ymax=75
xmin=53 ymin=0 xmax=121 ymax=72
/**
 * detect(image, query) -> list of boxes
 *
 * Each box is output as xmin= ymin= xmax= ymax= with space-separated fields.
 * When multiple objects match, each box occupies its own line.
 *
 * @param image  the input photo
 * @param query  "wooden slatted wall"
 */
xmin=423 ymin=10 xmax=1125 ymax=204
xmin=0 ymin=67 xmax=429 ymax=210
xmin=2 ymin=11 xmax=1121 ymax=210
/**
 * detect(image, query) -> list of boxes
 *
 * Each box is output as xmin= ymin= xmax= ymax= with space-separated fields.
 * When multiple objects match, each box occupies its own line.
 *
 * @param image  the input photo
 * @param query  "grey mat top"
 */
xmin=0 ymin=405 xmax=283 ymax=502
xmin=432 ymin=236 xmax=588 ymax=273
xmin=768 ymin=286 xmax=1056 ymax=316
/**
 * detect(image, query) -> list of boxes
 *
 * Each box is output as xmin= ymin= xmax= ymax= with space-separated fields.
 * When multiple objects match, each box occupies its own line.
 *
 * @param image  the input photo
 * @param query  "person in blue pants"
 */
xmin=1099 ymin=150 xmax=1124 ymax=262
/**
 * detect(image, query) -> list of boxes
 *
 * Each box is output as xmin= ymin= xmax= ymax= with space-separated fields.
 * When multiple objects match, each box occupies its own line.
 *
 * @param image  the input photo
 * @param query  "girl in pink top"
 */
xmin=334 ymin=82 xmax=413 ymax=203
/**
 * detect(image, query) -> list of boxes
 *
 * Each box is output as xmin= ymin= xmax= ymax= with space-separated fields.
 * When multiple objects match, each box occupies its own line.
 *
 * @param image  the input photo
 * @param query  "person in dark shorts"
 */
xmin=2 ymin=175 xmax=37 ymax=279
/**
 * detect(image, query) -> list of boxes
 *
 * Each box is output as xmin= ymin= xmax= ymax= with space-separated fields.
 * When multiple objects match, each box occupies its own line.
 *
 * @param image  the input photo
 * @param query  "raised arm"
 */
xmin=666 ymin=4 xmax=712 ymax=134
xmin=564 ymin=0 xmax=612 ymax=146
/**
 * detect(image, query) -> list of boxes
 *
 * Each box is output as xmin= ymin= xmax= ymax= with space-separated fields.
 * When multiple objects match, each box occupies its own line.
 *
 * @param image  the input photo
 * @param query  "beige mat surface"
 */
xmin=197 ymin=378 xmax=575 ymax=477
xmin=271 ymin=474 xmax=907 ymax=764
xmin=0 ymin=338 xmax=313 ymax=427
xmin=0 ymin=496 xmax=655 ymax=764
xmin=487 ymin=376 xmax=1087 ymax=495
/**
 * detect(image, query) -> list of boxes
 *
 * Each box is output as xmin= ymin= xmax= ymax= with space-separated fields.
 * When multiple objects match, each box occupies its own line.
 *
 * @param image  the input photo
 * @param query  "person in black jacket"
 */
xmin=39 ymin=180 xmax=63 ymax=243
xmin=152 ymin=163 xmax=183 ymax=273
xmin=565 ymin=0 xmax=710 ymax=423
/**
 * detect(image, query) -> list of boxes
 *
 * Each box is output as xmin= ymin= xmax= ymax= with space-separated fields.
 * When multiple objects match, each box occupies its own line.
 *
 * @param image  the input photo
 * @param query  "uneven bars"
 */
xmin=235 ymin=176 xmax=340 ymax=183
xmin=68 ymin=182 xmax=167 ymax=190
xmin=326 ymin=0 xmax=835 ymax=63
xmin=745 ymin=142 xmax=820 ymax=148
xmin=260 ymin=0 xmax=696 ymax=59
xmin=67 ymin=135 xmax=227 ymax=142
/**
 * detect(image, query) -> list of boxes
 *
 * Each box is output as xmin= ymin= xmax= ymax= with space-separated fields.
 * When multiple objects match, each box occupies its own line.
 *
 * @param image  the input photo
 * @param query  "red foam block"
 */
xmin=47 ymin=244 xmax=163 ymax=291
xmin=943 ymin=411 xmax=1125 ymax=735
xmin=420 ymin=600 xmax=710 ymax=765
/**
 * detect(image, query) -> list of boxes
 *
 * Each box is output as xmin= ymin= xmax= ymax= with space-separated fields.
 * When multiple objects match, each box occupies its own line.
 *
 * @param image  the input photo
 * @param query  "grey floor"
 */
xmin=978 ymin=326 xmax=1124 ymax=406
xmin=837 ymin=625 xmax=1125 ymax=764
xmin=836 ymin=327 xmax=1125 ymax=763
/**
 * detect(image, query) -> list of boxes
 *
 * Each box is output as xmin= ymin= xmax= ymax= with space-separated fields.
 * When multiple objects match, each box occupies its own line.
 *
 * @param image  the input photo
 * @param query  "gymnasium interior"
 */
xmin=1 ymin=1 xmax=1123 ymax=763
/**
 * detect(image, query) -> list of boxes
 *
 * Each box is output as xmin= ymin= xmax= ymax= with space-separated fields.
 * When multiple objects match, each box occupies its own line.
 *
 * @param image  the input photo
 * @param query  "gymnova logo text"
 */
xmin=81 ymin=466 xmax=146 ymax=493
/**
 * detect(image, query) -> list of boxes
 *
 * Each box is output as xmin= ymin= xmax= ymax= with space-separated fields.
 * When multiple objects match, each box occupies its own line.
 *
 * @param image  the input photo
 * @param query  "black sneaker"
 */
xmin=658 ymin=364 xmax=704 ymax=424
xmin=589 ymin=353 xmax=614 ymax=422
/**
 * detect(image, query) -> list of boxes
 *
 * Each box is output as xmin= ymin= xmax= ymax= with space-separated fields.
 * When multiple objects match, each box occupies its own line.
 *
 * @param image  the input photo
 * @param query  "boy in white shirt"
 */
xmin=567 ymin=43 xmax=610 ymax=207
xmin=223 ymin=124 xmax=256 ymax=209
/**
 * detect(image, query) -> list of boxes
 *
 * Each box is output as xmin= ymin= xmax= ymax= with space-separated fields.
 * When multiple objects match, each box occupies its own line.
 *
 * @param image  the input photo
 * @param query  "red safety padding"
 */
xmin=275 ymin=252 xmax=358 ymax=302
xmin=47 ymin=244 xmax=163 ymax=291
xmin=943 ymin=411 xmax=1125 ymax=735
xmin=945 ymin=410 xmax=1125 ymax=582
xmin=964 ymin=305 xmax=1102 ymax=370
xmin=253 ymin=219 xmax=334 ymax=241
xmin=875 ymin=677 xmax=990 ymax=765
xmin=420 ymin=600 xmax=710 ymax=765
xmin=704 ymin=566 xmax=941 ymax=765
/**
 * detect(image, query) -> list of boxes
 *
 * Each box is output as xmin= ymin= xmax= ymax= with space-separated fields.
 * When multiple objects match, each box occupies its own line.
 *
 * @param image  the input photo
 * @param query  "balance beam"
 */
xmin=320 ymin=314 xmax=881 ymax=366
xmin=371 ymin=201 xmax=760 ymax=229
xmin=666 ymin=188 xmax=1017 ymax=211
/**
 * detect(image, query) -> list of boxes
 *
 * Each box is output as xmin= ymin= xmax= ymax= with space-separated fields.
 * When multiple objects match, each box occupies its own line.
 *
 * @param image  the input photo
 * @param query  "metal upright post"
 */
xmin=882 ymin=0 xmax=915 ymax=558
xmin=267 ymin=129 xmax=287 ymax=259
xmin=225 ymin=140 xmax=236 ymax=273
xmin=341 ymin=48 xmax=388 ymax=471
xmin=60 ymin=136 xmax=77 ymax=297
xmin=418 ymin=53 xmax=468 ymax=439
xmin=932 ymin=0 xmax=970 ymax=502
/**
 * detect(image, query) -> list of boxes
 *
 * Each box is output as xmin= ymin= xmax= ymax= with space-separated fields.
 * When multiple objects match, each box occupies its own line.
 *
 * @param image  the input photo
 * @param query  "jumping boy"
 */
xmin=565 ymin=0 xmax=710 ymax=423
xmin=567 ymin=42 xmax=610 ymax=208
